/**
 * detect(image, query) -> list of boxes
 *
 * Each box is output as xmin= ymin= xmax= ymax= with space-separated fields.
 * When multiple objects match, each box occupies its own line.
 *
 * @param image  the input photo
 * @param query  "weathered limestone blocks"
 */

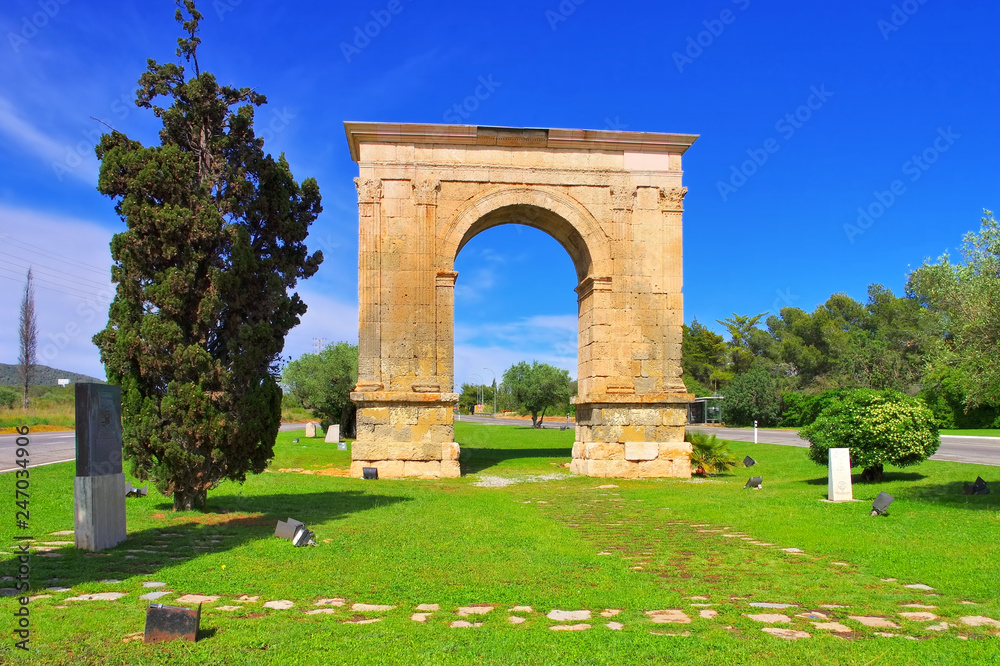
xmin=570 ymin=402 xmax=692 ymax=479
xmin=350 ymin=392 xmax=461 ymax=479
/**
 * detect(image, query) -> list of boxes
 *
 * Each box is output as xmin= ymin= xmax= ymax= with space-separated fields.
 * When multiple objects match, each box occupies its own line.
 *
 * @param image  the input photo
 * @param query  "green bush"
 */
xmin=684 ymin=430 xmax=736 ymax=475
xmin=0 ymin=386 xmax=20 ymax=409
xmin=721 ymin=367 xmax=781 ymax=427
xmin=800 ymin=389 xmax=939 ymax=482
xmin=779 ymin=389 xmax=851 ymax=427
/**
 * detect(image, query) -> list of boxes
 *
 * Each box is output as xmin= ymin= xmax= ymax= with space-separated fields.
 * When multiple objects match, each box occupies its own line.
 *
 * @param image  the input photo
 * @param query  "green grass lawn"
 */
xmin=940 ymin=429 xmax=1000 ymax=437
xmin=1 ymin=424 xmax=997 ymax=664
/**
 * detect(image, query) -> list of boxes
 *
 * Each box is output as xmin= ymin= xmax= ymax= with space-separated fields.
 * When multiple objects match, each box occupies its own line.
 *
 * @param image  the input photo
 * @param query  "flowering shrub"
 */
xmin=800 ymin=389 xmax=939 ymax=481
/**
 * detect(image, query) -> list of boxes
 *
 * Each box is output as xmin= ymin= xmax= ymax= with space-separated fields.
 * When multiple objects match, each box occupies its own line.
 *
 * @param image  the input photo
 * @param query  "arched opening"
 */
xmin=452 ymin=222 xmax=579 ymax=425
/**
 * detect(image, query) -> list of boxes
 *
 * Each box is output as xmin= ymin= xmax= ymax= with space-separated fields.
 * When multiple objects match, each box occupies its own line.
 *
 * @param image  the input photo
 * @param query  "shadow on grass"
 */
xmin=459 ymin=446 xmax=572 ymax=475
xmin=804 ymin=472 xmax=928 ymax=486
xmin=906 ymin=480 xmax=999 ymax=510
xmin=4 ymin=490 xmax=410 ymax=593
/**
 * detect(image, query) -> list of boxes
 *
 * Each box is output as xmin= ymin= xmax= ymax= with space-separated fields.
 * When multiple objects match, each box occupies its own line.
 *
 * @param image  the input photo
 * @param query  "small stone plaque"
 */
xmin=337 ymin=442 xmax=347 ymax=451
xmin=828 ymin=448 xmax=853 ymax=502
xmin=144 ymin=603 xmax=200 ymax=643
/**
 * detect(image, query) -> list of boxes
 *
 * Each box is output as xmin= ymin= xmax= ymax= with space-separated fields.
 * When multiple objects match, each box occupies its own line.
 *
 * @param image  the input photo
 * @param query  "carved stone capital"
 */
xmin=659 ymin=186 xmax=688 ymax=212
xmin=354 ymin=177 xmax=383 ymax=204
xmin=413 ymin=179 xmax=441 ymax=205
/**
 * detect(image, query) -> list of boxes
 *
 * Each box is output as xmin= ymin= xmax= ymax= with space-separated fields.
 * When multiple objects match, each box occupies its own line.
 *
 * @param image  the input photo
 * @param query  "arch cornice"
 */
xmin=439 ymin=186 xmax=612 ymax=282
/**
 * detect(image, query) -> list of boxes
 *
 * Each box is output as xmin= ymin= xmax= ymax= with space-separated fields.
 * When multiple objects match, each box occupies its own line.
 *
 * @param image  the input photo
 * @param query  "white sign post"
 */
xmin=828 ymin=448 xmax=854 ymax=502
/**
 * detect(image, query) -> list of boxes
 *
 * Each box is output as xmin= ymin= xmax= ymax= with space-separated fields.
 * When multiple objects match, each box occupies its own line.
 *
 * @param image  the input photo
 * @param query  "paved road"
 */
xmin=687 ymin=426 xmax=1000 ymax=467
xmin=6 ymin=421 xmax=997 ymax=472
xmin=0 ymin=422 xmax=312 ymax=473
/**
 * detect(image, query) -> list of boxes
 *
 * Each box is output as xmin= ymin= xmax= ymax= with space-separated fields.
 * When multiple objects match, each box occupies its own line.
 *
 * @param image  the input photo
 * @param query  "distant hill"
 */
xmin=0 ymin=363 xmax=103 ymax=386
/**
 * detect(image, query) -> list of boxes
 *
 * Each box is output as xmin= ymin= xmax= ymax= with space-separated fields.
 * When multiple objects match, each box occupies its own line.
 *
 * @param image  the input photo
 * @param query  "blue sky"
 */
xmin=0 ymin=0 xmax=996 ymax=388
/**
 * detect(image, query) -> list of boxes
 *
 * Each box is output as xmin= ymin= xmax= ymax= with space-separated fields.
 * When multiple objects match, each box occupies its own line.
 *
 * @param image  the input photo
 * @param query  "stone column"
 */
xmin=568 ymin=183 xmax=692 ymax=480
xmin=355 ymin=177 xmax=383 ymax=391
xmin=350 ymin=178 xmax=460 ymax=479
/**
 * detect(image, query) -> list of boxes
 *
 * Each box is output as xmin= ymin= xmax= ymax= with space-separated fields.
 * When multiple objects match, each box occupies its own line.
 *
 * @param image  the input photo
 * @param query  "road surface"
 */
xmin=0 ymin=422 xmax=309 ymax=473
xmin=687 ymin=425 xmax=1000 ymax=467
xmin=3 ymin=421 xmax=997 ymax=472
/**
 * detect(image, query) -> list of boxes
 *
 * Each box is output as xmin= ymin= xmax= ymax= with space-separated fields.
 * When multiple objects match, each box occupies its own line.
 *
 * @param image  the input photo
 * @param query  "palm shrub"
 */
xmin=800 ymin=389 xmax=939 ymax=482
xmin=685 ymin=430 xmax=737 ymax=475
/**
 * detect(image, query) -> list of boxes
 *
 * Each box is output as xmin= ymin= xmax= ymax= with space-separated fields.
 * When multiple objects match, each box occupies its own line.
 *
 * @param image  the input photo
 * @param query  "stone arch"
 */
xmin=345 ymin=122 xmax=698 ymax=480
xmin=440 ymin=186 xmax=612 ymax=282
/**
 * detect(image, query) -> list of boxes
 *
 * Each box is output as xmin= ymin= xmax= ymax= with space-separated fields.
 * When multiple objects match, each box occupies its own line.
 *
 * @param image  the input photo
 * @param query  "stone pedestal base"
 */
xmin=350 ymin=390 xmax=462 ymax=479
xmin=571 ymin=399 xmax=692 ymax=479
xmin=74 ymin=473 xmax=127 ymax=551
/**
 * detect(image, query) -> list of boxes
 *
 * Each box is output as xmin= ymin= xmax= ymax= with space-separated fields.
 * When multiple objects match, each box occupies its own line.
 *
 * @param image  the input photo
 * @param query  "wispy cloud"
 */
xmin=454 ymin=314 xmax=578 ymax=385
xmin=0 ymin=95 xmax=98 ymax=184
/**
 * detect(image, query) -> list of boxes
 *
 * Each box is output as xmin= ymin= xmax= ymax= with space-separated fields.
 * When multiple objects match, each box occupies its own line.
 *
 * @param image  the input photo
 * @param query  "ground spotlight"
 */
xmin=743 ymin=456 xmax=757 ymax=468
xmin=363 ymin=467 xmax=379 ymax=480
xmin=870 ymin=492 xmax=894 ymax=516
xmin=292 ymin=525 xmax=316 ymax=547
xmin=963 ymin=477 xmax=990 ymax=495
xmin=745 ymin=476 xmax=763 ymax=490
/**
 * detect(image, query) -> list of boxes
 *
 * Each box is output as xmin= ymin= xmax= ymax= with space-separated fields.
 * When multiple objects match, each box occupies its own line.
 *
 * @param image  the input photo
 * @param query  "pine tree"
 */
xmin=93 ymin=1 xmax=323 ymax=510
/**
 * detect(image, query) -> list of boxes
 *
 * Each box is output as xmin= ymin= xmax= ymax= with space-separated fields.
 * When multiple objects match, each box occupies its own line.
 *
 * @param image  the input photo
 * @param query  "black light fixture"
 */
xmin=363 ymin=467 xmax=379 ymax=480
xmin=963 ymin=477 xmax=990 ymax=495
xmin=743 ymin=456 xmax=757 ymax=468
xmin=126 ymin=483 xmax=148 ymax=498
xmin=745 ymin=476 xmax=763 ymax=489
xmin=870 ymin=491 xmax=894 ymax=516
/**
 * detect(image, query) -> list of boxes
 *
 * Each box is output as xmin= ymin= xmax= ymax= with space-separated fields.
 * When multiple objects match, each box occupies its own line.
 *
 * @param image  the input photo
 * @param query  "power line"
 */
xmin=0 ymin=268 xmax=111 ymax=303
xmin=0 ymin=234 xmax=111 ymax=276
xmin=0 ymin=250 xmax=112 ymax=291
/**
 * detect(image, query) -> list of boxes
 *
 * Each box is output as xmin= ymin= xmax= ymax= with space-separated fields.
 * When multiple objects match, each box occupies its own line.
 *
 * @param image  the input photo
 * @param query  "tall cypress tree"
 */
xmin=94 ymin=1 xmax=323 ymax=510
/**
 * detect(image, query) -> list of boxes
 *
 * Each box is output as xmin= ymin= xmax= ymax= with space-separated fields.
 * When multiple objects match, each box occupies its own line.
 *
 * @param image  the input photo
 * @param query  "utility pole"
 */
xmin=483 ymin=367 xmax=496 ymax=416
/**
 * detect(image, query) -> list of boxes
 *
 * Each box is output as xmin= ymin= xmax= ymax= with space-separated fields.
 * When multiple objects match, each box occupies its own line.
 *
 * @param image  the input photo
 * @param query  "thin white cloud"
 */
xmin=453 ymin=314 xmax=578 ymax=386
xmin=0 ymin=95 xmax=98 ymax=184
xmin=280 ymin=287 xmax=359 ymax=361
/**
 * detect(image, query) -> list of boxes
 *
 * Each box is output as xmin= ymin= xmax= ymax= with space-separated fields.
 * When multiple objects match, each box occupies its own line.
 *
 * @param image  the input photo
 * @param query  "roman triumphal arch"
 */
xmin=345 ymin=123 xmax=698 ymax=480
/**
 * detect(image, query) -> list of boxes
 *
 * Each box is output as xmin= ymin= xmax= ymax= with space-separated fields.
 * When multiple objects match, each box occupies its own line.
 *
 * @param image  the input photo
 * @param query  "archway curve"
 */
xmin=440 ymin=186 xmax=612 ymax=283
